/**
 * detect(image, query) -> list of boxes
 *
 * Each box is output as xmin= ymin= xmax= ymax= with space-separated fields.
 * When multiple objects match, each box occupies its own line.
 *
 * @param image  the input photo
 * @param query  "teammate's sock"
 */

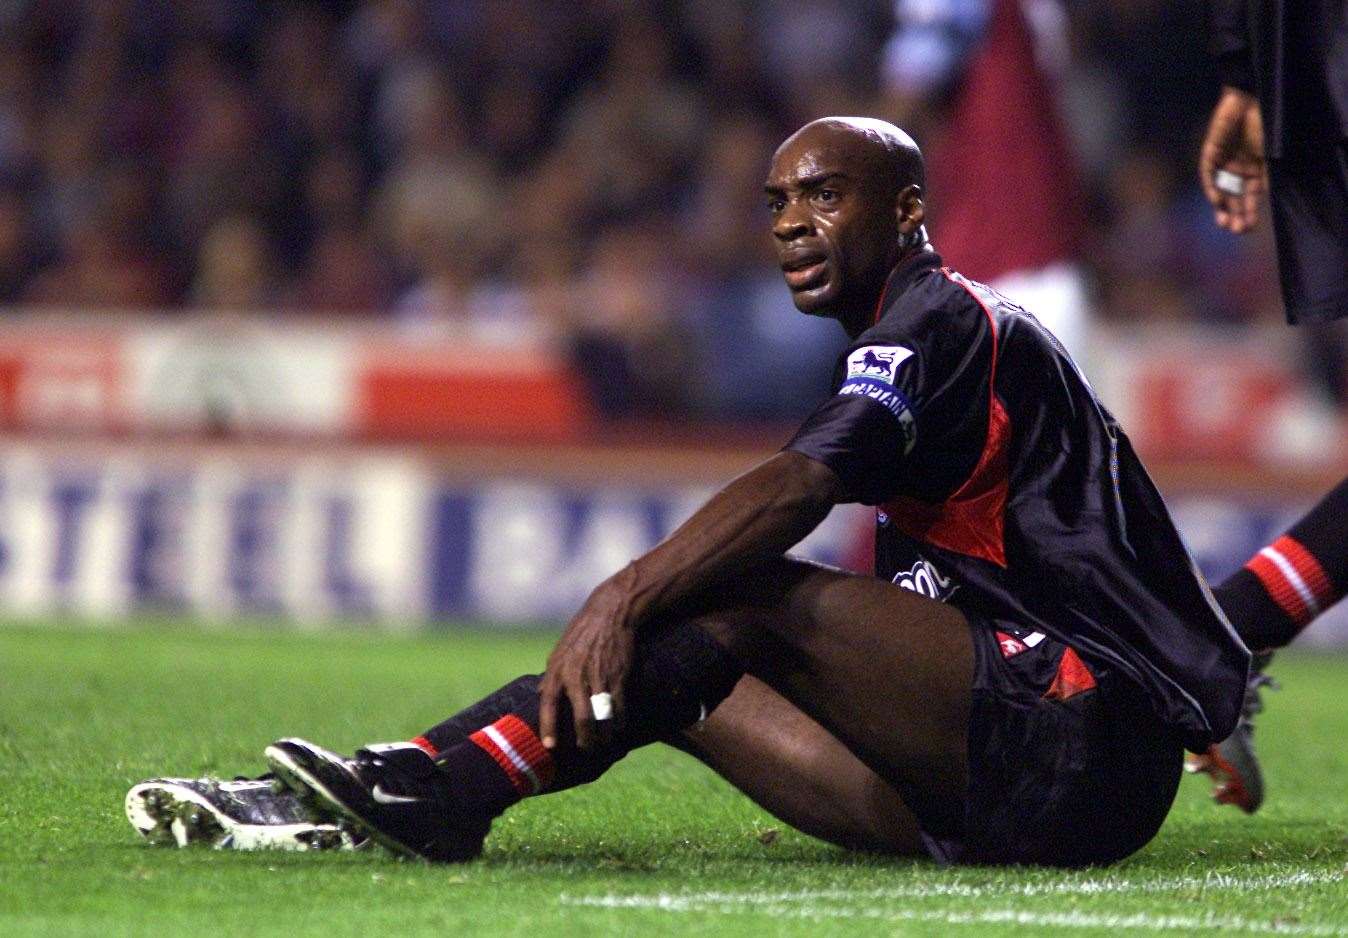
xmin=412 ymin=624 xmax=744 ymax=817
xmin=1213 ymin=477 xmax=1348 ymax=650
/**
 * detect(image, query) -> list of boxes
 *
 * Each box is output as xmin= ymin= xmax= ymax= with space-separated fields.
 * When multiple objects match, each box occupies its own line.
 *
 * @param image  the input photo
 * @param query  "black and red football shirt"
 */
xmin=785 ymin=249 xmax=1249 ymax=751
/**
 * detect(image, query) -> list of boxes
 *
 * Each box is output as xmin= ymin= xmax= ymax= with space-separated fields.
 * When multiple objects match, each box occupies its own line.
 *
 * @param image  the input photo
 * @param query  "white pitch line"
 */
xmin=561 ymin=868 xmax=1344 ymax=909
xmin=562 ymin=897 xmax=1348 ymax=936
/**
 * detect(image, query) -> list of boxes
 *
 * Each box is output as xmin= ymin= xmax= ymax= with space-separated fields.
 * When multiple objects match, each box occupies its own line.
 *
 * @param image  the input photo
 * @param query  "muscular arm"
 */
xmin=538 ymin=450 xmax=845 ymax=748
xmin=615 ymin=450 xmax=844 ymax=625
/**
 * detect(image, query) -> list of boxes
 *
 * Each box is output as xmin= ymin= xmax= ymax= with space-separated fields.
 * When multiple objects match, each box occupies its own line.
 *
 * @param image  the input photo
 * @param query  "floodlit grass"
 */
xmin=1 ymin=623 xmax=1345 ymax=936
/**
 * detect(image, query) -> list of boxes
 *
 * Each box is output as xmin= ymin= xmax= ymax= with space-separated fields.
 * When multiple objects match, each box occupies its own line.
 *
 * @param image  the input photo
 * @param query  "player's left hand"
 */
xmin=539 ymin=577 xmax=637 ymax=750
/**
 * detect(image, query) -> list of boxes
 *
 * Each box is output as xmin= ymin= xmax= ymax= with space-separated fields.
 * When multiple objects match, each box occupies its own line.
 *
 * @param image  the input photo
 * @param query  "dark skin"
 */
xmin=538 ymin=118 xmax=970 ymax=853
xmin=765 ymin=117 xmax=927 ymax=336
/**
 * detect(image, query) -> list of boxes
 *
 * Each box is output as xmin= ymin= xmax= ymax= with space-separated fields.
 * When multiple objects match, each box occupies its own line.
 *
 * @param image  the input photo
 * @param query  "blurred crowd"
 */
xmin=0 ymin=0 xmax=1322 ymax=419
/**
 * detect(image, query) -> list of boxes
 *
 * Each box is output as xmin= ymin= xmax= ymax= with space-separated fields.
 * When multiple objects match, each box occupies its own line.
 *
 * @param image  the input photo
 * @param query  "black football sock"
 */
xmin=410 ymin=674 xmax=542 ymax=758
xmin=411 ymin=624 xmax=744 ymax=817
xmin=1213 ymin=476 xmax=1348 ymax=650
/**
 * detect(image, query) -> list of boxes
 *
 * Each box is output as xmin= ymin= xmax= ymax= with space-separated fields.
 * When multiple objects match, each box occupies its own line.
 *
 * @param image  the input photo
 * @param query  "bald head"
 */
xmin=775 ymin=117 xmax=925 ymax=196
xmin=765 ymin=117 xmax=929 ymax=331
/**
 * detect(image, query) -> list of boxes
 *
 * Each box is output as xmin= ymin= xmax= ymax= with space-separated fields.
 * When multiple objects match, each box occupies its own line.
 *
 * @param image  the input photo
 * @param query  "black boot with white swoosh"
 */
xmin=264 ymin=738 xmax=491 ymax=862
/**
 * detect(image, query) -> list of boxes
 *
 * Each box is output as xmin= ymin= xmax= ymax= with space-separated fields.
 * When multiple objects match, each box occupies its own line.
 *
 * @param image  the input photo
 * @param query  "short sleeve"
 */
xmin=785 ymin=342 xmax=921 ymax=504
xmin=783 ymin=277 xmax=996 ymax=507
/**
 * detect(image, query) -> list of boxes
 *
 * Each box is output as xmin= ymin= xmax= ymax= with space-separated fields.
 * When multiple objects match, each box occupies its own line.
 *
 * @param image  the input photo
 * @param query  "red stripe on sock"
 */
xmin=469 ymin=728 xmax=532 ymax=794
xmin=493 ymin=715 xmax=555 ymax=790
xmin=1246 ymin=552 xmax=1311 ymax=625
xmin=467 ymin=716 xmax=556 ymax=796
xmin=1272 ymin=535 xmax=1337 ymax=608
xmin=410 ymin=735 xmax=438 ymax=758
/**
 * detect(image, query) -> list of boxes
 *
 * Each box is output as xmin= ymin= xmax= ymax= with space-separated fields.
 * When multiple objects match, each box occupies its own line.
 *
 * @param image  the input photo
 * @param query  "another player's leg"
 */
xmin=1215 ymin=478 xmax=1348 ymax=652
xmin=1190 ymin=477 xmax=1348 ymax=811
xmin=125 ymin=775 xmax=366 ymax=852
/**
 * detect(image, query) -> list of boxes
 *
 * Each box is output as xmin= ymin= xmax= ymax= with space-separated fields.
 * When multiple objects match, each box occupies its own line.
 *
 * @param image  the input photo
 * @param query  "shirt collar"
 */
xmin=873 ymin=248 xmax=943 ymax=326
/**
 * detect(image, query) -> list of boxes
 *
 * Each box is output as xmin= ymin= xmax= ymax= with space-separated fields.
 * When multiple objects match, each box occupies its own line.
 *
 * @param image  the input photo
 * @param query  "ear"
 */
xmin=895 ymin=184 xmax=925 ymax=234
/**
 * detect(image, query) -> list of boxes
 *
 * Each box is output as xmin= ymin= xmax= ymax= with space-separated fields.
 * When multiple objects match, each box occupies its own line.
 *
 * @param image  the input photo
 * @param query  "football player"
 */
xmin=140 ymin=118 xmax=1256 ymax=865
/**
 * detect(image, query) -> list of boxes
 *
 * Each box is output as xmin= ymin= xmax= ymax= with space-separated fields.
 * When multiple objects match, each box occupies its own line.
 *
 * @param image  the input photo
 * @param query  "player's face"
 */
xmin=765 ymin=135 xmax=900 ymax=319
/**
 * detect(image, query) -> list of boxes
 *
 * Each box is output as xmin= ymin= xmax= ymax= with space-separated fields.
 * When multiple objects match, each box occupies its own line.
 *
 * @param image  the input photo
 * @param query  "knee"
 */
xmin=688 ymin=614 xmax=741 ymax=651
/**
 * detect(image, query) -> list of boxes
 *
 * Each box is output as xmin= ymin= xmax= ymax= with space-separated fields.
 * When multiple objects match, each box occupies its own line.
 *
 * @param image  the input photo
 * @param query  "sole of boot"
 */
xmin=125 ymin=780 xmax=362 ymax=851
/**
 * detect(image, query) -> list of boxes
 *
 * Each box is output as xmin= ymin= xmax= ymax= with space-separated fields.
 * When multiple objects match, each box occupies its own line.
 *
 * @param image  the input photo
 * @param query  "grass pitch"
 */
xmin=1 ymin=623 xmax=1345 ymax=937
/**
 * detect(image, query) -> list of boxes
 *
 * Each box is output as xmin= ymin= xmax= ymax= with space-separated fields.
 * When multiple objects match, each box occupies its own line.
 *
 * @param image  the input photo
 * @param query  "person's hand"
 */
xmin=1199 ymin=87 xmax=1266 ymax=234
xmin=538 ymin=575 xmax=638 ymax=750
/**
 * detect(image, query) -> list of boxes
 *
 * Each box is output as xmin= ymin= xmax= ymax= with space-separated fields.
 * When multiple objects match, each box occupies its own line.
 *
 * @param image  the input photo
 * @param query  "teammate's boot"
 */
xmin=264 ymin=738 xmax=490 ymax=862
xmin=125 ymin=776 xmax=367 ymax=851
xmin=1185 ymin=650 xmax=1277 ymax=813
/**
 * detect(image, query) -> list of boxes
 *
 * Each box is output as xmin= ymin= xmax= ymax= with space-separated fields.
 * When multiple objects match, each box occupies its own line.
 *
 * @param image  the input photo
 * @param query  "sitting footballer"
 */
xmin=130 ymin=117 xmax=1346 ymax=866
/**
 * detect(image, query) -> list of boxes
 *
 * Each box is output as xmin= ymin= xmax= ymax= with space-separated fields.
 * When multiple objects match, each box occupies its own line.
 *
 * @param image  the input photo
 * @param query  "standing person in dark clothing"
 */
xmin=1201 ymin=0 xmax=1347 ymax=322
xmin=1189 ymin=2 xmax=1348 ymax=813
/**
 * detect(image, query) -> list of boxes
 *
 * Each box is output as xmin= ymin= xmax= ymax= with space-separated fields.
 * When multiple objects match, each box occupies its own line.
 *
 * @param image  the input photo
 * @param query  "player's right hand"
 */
xmin=539 ymin=577 xmax=637 ymax=751
xmin=1199 ymin=87 xmax=1266 ymax=234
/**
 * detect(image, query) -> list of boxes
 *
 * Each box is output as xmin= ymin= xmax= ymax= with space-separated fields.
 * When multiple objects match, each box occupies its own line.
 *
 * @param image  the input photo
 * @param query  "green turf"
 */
xmin=0 ymin=623 xmax=1344 ymax=937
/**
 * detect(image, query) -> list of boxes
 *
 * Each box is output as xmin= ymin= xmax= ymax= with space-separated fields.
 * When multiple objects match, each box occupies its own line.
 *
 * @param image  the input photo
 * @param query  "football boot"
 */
xmin=1185 ymin=650 xmax=1277 ymax=813
xmin=265 ymin=738 xmax=490 ymax=862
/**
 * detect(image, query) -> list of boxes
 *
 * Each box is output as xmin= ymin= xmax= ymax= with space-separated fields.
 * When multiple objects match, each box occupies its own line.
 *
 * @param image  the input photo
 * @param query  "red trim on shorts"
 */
xmin=995 ymin=631 xmax=1028 ymax=658
xmin=1043 ymin=647 xmax=1097 ymax=701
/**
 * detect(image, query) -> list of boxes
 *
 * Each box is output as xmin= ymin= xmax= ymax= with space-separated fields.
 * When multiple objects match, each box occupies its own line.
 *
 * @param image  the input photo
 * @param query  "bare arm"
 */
xmin=620 ymin=450 xmax=843 ymax=624
xmin=539 ymin=450 xmax=844 ymax=748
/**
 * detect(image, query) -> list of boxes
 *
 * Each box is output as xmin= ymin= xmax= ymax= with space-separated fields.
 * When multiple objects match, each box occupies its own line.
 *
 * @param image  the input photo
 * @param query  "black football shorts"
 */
xmin=919 ymin=615 xmax=1185 ymax=867
xmin=1269 ymin=140 xmax=1348 ymax=324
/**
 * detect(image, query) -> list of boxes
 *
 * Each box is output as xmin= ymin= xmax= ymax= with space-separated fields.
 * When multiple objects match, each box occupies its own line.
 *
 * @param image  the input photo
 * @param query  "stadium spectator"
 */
xmin=568 ymin=222 xmax=697 ymax=418
xmin=0 ymin=0 xmax=1330 ymax=417
xmin=0 ymin=186 xmax=41 ymax=304
xmin=879 ymin=0 xmax=1090 ymax=359
xmin=290 ymin=223 xmax=392 ymax=315
xmin=191 ymin=215 xmax=278 ymax=310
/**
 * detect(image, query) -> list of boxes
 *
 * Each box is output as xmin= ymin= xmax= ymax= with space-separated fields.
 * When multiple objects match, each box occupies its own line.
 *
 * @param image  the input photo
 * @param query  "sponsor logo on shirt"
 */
xmin=893 ymin=558 xmax=958 ymax=601
xmin=846 ymin=345 xmax=913 ymax=385
xmin=995 ymin=629 xmax=1048 ymax=658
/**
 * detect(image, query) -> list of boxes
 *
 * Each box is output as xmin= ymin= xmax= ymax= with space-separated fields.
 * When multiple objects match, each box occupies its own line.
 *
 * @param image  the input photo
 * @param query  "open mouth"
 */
xmin=781 ymin=256 xmax=827 ymax=290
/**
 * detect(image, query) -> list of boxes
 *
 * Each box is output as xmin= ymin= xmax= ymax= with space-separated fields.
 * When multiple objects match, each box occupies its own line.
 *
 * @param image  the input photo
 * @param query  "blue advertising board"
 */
xmin=0 ymin=446 xmax=1342 ymax=646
